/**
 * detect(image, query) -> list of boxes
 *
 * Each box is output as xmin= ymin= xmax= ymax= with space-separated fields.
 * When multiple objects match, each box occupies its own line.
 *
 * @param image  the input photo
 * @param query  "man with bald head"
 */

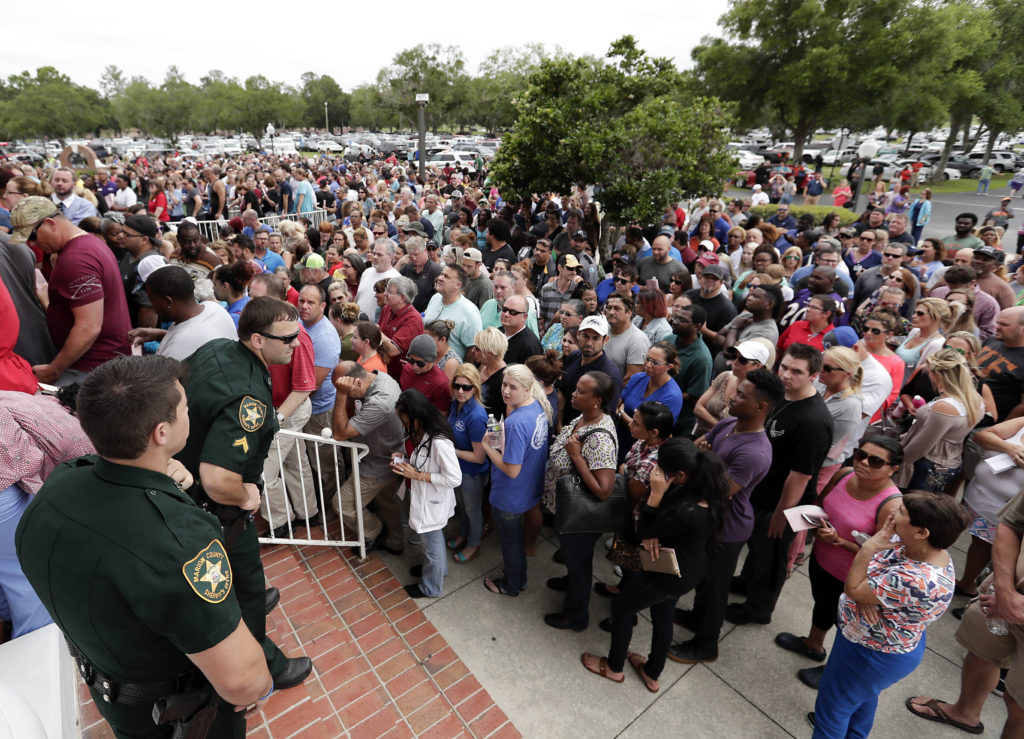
xmin=638 ymin=234 xmax=688 ymax=291
xmin=501 ymin=293 xmax=543 ymax=364
xmin=977 ymin=307 xmax=1024 ymax=420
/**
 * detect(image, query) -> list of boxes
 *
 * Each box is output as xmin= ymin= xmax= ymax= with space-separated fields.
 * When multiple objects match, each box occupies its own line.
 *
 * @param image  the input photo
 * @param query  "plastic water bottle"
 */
xmin=851 ymin=530 xmax=870 ymax=545
xmin=985 ymin=585 xmax=1010 ymax=636
xmin=486 ymin=414 xmax=503 ymax=449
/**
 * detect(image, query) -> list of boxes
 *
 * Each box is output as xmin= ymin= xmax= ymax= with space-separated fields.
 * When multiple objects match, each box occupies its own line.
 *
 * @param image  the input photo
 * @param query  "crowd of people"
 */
xmin=3 ymin=149 xmax=1024 ymax=737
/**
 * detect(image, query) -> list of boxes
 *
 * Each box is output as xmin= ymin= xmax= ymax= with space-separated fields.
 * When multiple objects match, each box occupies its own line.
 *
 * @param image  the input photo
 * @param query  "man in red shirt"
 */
xmin=399 ymin=335 xmax=452 ymax=413
xmin=10 ymin=197 xmax=130 ymax=385
xmin=261 ymin=283 xmax=320 ymax=538
xmin=379 ymin=275 xmax=424 ymax=379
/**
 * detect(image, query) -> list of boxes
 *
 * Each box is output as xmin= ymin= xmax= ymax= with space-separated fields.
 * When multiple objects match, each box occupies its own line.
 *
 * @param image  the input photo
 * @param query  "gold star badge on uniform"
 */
xmin=183 ymin=540 xmax=233 ymax=603
xmin=238 ymin=396 xmax=266 ymax=432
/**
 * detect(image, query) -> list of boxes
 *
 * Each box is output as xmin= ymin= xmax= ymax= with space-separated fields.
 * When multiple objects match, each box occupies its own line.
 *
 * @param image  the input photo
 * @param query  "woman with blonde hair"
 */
xmin=446 ymin=364 xmax=489 ymax=563
xmin=946 ymin=288 xmax=978 ymax=335
xmin=474 ymin=327 xmax=510 ymax=418
xmin=482 ymin=364 xmax=551 ymax=597
xmin=781 ymin=246 xmax=804 ymax=280
xmin=895 ymin=348 xmax=984 ymax=492
xmin=895 ymin=297 xmax=951 ymax=375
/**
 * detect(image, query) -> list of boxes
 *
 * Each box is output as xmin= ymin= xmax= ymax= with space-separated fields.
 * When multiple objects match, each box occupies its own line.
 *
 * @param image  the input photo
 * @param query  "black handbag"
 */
xmin=554 ymin=427 xmax=630 ymax=534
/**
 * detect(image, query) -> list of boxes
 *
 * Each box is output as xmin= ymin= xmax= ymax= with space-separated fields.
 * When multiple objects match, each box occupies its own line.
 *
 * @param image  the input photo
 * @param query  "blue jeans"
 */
xmin=0 ymin=485 xmax=52 ymax=637
xmin=559 ymin=531 xmax=601 ymax=629
xmin=493 ymin=506 xmax=527 ymax=595
xmin=418 ymin=529 xmax=447 ymax=597
xmin=906 ymin=457 xmax=960 ymax=494
xmin=977 ymin=179 xmax=991 ymax=195
xmin=456 ymin=473 xmax=486 ymax=547
xmin=813 ymin=628 xmax=925 ymax=739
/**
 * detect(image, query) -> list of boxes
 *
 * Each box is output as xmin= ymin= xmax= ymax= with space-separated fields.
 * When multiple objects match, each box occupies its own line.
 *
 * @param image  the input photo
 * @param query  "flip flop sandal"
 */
xmin=483 ymin=577 xmax=518 ymax=597
xmin=905 ymin=697 xmax=983 ymax=734
xmin=580 ymin=653 xmax=624 ymax=683
xmin=453 ymin=548 xmax=479 ymax=564
xmin=446 ymin=537 xmax=465 ymax=551
xmin=628 ymin=651 xmax=659 ymax=693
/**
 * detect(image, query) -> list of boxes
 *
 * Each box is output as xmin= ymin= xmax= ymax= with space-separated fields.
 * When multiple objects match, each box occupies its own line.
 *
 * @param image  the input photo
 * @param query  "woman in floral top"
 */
xmin=810 ymin=492 xmax=969 ymax=737
xmin=543 ymin=371 xmax=618 ymax=632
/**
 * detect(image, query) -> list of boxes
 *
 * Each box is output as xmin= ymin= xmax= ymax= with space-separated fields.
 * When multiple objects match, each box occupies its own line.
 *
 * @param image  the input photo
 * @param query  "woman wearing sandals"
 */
xmin=581 ymin=438 xmax=728 ymax=692
xmin=445 ymin=365 xmax=488 ymax=564
xmin=482 ymin=365 xmax=551 ymax=597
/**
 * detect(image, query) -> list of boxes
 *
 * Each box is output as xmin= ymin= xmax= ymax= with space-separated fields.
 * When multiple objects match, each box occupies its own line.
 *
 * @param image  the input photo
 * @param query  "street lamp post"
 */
xmin=266 ymin=123 xmax=276 ymax=156
xmin=849 ymin=139 xmax=882 ymax=213
xmin=324 ymin=102 xmax=329 ymax=134
xmin=415 ymin=93 xmax=428 ymax=182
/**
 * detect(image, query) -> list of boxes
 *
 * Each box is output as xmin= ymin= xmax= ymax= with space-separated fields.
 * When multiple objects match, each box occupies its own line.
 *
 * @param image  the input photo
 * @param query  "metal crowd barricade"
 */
xmin=192 ymin=208 xmax=332 ymax=242
xmin=258 ymin=428 xmax=369 ymax=559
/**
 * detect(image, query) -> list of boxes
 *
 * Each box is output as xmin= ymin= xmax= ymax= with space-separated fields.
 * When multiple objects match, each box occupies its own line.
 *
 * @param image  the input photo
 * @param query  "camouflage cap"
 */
xmin=9 ymin=196 xmax=59 ymax=244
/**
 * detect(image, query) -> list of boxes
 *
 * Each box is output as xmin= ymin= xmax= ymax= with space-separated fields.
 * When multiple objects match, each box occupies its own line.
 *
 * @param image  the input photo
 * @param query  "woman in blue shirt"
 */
xmin=446 ymin=364 xmax=489 ymax=564
xmin=482 ymin=364 xmax=551 ymax=597
xmin=615 ymin=341 xmax=683 ymax=463
xmin=212 ymin=261 xmax=255 ymax=327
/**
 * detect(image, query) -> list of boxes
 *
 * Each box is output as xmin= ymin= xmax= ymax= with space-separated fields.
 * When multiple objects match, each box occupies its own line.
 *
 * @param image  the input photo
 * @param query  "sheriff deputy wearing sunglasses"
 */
xmin=175 ymin=296 xmax=315 ymax=693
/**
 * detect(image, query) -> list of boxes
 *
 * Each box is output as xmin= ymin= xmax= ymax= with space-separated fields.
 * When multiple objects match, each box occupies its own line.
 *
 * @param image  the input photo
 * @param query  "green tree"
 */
xmin=298 ymin=73 xmax=350 ymax=131
xmin=376 ymin=44 xmax=469 ymax=130
xmin=0 ymin=67 xmax=109 ymax=143
xmin=491 ymin=37 xmax=734 ymax=225
xmin=466 ymin=44 xmax=552 ymax=134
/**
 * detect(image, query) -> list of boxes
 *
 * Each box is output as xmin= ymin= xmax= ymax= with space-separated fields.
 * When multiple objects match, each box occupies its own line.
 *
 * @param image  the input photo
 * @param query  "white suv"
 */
xmin=963 ymin=151 xmax=1016 ymax=173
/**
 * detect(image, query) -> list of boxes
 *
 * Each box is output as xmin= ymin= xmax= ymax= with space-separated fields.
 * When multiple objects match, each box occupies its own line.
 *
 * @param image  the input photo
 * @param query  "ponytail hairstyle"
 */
xmin=655 ymin=438 xmax=730 ymax=539
xmin=355 ymin=320 xmax=389 ymax=365
xmin=925 ymin=347 xmax=982 ymax=426
xmin=501 ymin=363 xmax=552 ymax=422
xmin=650 ymin=340 xmax=678 ymax=377
xmin=823 ymin=346 xmax=863 ymax=398
xmin=916 ymin=296 xmax=953 ymax=333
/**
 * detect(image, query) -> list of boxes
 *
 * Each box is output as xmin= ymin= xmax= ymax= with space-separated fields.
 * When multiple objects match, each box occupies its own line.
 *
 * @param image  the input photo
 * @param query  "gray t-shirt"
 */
xmin=463 ymin=273 xmax=494 ymax=309
xmin=349 ymin=371 xmax=405 ymax=478
xmin=157 ymin=302 xmax=239 ymax=360
xmin=637 ymin=256 xmax=687 ymax=292
xmin=0 ymin=233 xmax=55 ymax=365
xmin=604 ymin=324 xmax=651 ymax=374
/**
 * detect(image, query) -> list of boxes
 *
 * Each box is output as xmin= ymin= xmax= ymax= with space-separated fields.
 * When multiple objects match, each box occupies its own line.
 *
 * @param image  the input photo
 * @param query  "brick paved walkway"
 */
xmin=78 ymin=540 xmax=519 ymax=739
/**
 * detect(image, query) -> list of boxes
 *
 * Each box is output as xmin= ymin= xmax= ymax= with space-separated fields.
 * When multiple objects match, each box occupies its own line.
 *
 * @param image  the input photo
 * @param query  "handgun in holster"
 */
xmin=152 ymin=685 xmax=218 ymax=739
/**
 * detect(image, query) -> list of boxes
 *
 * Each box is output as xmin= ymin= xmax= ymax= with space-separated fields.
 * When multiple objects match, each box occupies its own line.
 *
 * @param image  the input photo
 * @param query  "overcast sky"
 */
xmin=4 ymin=0 xmax=732 ymax=91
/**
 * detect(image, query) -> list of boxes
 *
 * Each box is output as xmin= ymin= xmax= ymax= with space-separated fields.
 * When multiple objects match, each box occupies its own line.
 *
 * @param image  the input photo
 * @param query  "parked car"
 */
xmin=962 ymin=150 xmax=1017 ymax=174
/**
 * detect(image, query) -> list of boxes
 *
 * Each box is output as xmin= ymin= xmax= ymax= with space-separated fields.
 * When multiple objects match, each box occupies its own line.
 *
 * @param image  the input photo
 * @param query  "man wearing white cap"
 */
xmin=460 ymin=248 xmax=493 ymax=308
xmin=750 ymin=184 xmax=769 ymax=207
xmin=557 ymin=315 xmax=624 ymax=429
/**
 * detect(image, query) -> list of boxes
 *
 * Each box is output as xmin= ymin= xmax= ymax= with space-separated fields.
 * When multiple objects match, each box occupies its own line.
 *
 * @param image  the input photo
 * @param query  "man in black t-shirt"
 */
xmin=684 ymin=264 xmax=737 ymax=355
xmin=557 ymin=315 xmax=623 ymax=428
xmin=727 ymin=343 xmax=833 ymax=625
xmin=978 ymin=308 xmax=1024 ymax=420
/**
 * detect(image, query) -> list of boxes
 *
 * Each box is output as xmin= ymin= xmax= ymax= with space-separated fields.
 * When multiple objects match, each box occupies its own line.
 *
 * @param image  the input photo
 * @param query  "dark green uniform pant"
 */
xmin=231 ymin=522 xmax=288 ymax=676
xmin=91 ymin=687 xmax=243 ymax=739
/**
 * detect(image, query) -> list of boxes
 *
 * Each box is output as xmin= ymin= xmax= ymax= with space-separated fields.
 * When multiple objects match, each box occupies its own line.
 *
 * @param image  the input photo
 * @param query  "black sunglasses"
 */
xmin=853 ymin=448 xmax=891 ymax=469
xmin=501 ymin=306 xmax=526 ymax=316
xmin=614 ymin=276 xmax=630 ymax=284
xmin=26 ymin=219 xmax=47 ymax=244
xmin=865 ymin=326 xmax=885 ymax=335
xmin=452 ymin=382 xmax=474 ymax=391
xmin=258 ymin=330 xmax=300 ymax=343
xmin=821 ymin=364 xmax=846 ymax=374
xmin=408 ymin=357 xmax=429 ymax=368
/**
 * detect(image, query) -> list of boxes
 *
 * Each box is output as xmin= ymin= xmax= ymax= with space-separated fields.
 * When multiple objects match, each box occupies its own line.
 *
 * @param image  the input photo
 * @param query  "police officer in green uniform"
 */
xmin=174 ymin=296 xmax=313 ymax=689
xmin=16 ymin=355 xmax=274 ymax=738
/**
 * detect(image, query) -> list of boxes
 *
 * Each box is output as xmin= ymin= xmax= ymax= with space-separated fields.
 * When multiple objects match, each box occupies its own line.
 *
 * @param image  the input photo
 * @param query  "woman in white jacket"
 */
xmin=392 ymin=389 xmax=462 ymax=598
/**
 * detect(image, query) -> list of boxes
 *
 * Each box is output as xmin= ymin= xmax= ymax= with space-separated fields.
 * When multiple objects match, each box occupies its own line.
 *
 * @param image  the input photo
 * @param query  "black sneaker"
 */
xmin=775 ymin=632 xmax=827 ymax=662
xmin=271 ymin=520 xmax=298 ymax=538
xmin=667 ymin=639 xmax=718 ymax=664
xmin=725 ymin=602 xmax=771 ymax=625
xmin=546 ymin=576 xmax=568 ymax=592
xmin=994 ymin=668 xmax=1009 ymax=697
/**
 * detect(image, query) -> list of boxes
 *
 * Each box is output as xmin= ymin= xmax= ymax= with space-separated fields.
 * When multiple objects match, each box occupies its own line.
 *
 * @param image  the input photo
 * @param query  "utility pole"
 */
xmin=416 ymin=93 xmax=428 ymax=182
xmin=324 ymin=102 xmax=329 ymax=134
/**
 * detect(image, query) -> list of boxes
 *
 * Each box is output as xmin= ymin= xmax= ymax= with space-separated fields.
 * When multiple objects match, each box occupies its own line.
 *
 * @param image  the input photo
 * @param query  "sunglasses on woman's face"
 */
xmin=864 ymin=326 xmax=885 ymax=335
xmin=452 ymin=382 xmax=473 ymax=391
xmin=853 ymin=448 xmax=891 ymax=469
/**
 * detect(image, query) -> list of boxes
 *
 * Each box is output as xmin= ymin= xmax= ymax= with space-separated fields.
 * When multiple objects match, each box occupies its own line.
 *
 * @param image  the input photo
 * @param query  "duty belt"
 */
xmin=66 ymin=639 xmax=186 ymax=706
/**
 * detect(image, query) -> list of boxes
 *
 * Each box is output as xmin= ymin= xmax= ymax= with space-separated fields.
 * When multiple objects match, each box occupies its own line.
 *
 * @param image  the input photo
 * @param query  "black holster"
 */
xmin=189 ymin=483 xmax=250 ymax=548
xmin=152 ymin=687 xmax=218 ymax=739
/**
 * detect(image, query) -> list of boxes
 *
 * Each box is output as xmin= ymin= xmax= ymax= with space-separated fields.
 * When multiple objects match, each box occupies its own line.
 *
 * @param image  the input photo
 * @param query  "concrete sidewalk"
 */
xmin=379 ymin=523 xmax=1007 ymax=738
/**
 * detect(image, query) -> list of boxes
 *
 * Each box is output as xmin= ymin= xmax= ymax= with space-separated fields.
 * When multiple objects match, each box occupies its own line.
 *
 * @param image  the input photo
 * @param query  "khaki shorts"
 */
xmin=956 ymin=600 xmax=1024 ymax=705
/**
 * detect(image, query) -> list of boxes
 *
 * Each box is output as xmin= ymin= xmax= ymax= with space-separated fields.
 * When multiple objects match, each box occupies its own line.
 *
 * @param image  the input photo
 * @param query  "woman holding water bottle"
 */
xmin=811 ymin=492 xmax=968 ymax=737
xmin=481 ymin=364 xmax=551 ymax=597
xmin=775 ymin=435 xmax=904 ymax=690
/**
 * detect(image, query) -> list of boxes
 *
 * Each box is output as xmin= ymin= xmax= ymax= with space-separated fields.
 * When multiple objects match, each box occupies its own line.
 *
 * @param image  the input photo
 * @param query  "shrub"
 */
xmin=749 ymin=204 xmax=859 ymax=227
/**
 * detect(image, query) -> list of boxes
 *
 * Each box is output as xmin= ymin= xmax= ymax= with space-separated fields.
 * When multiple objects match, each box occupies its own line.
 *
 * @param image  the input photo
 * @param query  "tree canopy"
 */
xmin=490 ymin=37 xmax=736 ymax=224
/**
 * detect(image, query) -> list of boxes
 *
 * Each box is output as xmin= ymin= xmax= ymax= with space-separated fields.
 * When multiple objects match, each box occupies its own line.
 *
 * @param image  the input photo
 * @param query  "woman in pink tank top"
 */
xmin=774 ymin=435 xmax=903 ymax=689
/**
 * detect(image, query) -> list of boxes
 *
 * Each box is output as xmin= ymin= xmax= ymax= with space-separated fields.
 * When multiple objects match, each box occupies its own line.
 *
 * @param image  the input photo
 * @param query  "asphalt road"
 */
xmin=724 ymin=184 xmax=1024 ymax=253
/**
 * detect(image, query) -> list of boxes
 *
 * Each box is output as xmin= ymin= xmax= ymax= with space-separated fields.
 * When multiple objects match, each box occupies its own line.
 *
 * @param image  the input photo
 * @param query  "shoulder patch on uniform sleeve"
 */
xmin=182 ymin=540 xmax=233 ymax=603
xmin=239 ymin=396 xmax=267 ymax=432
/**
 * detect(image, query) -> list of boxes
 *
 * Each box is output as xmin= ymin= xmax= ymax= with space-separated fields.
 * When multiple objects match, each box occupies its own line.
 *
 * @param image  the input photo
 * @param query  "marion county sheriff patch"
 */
xmin=183 ymin=540 xmax=233 ymax=603
xmin=239 ymin=396 xmax=267 ymax=432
